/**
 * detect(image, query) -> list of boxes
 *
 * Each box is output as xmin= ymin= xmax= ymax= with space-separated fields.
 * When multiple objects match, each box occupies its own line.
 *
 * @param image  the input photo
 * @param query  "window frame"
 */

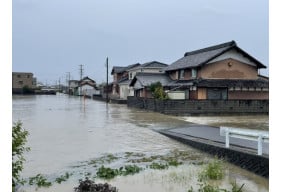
xmin=191 ymin=68 xmax=197 ymax=78
xmin=179 ymin=69 xmax=185 ymax=79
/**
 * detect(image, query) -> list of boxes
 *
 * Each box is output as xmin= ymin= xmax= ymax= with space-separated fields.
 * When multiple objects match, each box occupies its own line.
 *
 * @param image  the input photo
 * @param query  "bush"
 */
xmin=12 ymin=121 xmax=30 ymax=191
xmin=199 ymin=160 xmax=224 ymax=181
xmin=28 ymin=174 xmax=52 ymax=187
xmin=74 ymin=177 xmax=118 ymax=192
xmin=149 ymin=82 xmax=168 ymax=100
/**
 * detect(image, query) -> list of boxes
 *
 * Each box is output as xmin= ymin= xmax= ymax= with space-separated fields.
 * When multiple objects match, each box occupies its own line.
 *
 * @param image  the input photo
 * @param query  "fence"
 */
xmin=127 ymin=96 xmax=269 ymax=115
xmin=220 ymin=126 xmax=269 ymax=155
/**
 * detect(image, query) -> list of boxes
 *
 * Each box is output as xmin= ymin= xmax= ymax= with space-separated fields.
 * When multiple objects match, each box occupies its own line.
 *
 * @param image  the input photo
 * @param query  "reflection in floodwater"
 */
xmin=12 ymin=94 xmax=269 ymax=192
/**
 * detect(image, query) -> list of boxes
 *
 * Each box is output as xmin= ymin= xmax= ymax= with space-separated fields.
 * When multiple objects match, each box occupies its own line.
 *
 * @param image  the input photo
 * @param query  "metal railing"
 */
xmin=220 ymin=126 xmax=269 ymax=155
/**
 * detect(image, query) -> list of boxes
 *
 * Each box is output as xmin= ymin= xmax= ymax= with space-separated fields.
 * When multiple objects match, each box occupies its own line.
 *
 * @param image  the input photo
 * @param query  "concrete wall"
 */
xmin=12 ymin=72 xmax=34 ymax=89
xmin=119 ymin=84 xmax=130 ymax=99
xmin=159 ymin=130 xmax=268 ymax=178
xmin=167 ymin=91 xmax=185 ymax=100
xmin=127 ymin=97 xmax=268 ymax=115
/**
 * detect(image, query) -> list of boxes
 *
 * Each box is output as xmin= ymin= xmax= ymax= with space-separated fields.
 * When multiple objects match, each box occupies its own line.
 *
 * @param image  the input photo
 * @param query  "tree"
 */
xmin=12 ymin=121 xmax=30 ymax=191
xmin=149 ymin=82 xmax=168 ymax=100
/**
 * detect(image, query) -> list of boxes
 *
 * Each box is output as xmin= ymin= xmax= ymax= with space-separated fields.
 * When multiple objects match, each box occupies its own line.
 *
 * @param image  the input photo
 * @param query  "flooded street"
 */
xmin=12 ymin=94 xmax=269 ymax=192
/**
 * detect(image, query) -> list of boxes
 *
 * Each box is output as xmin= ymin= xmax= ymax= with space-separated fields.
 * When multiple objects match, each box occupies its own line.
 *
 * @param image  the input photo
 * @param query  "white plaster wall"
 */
xmin=207 ymin=49 xmax=257 ymax=66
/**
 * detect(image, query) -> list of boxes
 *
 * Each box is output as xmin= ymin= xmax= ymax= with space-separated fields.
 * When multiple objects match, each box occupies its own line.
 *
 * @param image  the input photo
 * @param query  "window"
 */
xmin=129 ymin=73 xmax=132 ymax=79
xmin=18 ymin=81 xmax=23 ymax=85
xmin=179 ymin=69 xmax=185 ymax=79
xmin=192 ymin=68 xmax=197 ymax=78
xmin=17 ymin=75 xmax=21 ymax=78
xmin=207 ymin=88 xmax=227 ymax=100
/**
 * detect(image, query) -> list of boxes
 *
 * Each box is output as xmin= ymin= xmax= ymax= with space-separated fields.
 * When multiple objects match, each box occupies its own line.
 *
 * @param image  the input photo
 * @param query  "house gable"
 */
xmin=164 ymin=41 xmax=266 ymax=72
xmin=199 ymin=58 xmax=258 ymax=79
xmin=127 ymin=61 xmax=168 ymax=80
xmin=207 ymin=49 xmax=257 ymax=67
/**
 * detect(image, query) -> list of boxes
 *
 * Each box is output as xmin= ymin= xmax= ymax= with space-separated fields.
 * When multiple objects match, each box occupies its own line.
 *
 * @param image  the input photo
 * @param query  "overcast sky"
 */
xmin=12 ymin=0 xmax=269 ymax=85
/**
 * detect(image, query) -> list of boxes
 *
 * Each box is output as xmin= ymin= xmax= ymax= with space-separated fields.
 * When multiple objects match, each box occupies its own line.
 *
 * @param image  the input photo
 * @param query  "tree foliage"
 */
xmin=149 ymin=82 xmax=168 ymax=100
xmin=12 ymin=121 xmax=30 ymax=190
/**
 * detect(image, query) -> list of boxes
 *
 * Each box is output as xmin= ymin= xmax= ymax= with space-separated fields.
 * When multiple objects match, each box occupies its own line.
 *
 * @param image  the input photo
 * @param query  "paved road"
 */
xmin=160 ymin=123 xmax=269 ymax=156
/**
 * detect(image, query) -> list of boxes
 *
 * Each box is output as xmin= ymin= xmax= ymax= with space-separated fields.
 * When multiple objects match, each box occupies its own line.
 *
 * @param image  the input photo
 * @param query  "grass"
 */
xmin=149 ymin=162 xmax=169 ymax=170
xmin=28 ymin=174 xmax=52 ymax=188
xmin=55 ymin=172 xmax=72 ymax=184
xmin=199 ymin=159 xmax=224 ymax=181
xmin=96 ymin=165 xmax=143 ymax=179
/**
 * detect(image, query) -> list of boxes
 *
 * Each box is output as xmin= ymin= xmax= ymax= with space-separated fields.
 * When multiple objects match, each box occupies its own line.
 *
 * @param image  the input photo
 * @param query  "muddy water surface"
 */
xmin=12 ymin=94 xmax=269 ymax=192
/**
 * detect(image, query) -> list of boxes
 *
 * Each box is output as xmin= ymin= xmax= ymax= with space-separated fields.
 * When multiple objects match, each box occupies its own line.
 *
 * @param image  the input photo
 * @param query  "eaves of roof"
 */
xmin=195 ymin=79 xmax=269 ymax=88
xmin=129 ymin=72 xmax=173 ymax=87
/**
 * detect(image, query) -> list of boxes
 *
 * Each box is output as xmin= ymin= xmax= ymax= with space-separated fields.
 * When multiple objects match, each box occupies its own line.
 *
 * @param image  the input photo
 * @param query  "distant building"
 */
xmin=111 ymin=61 xmax=168 ymax=99
xmin=111 ymin=63 xmax=140 ymax=97
xmin=12 ymin=72 xmax=36 ymax=94
xmin=69 ymin=76 xmax=100 ymax=96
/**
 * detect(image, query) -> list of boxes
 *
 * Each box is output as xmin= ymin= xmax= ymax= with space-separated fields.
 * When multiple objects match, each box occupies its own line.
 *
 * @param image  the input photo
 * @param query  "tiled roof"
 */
xmin=164 ymin=41 xmax=266 ymax=71
xmin=129 ymin=72 xmax=173 ymax=87
xmin=111 ymin=66 xmax=127 ymax=74
xmin=139 ymin=61 xmax=168 ymax=68
xmin=166 ymin=80 xmax=193 ymax=87
xmin=168 ymin=78 xmax=269 ymax=88
xmin=118 ymin=77 xmax=131 ymax=84
xmin=111 ymin=63 xmax=140 ymax=75
xmin=80 ymin=76 xmax=95 ymax=83
xmin=195 ymin=79 xmax=269 ymax=88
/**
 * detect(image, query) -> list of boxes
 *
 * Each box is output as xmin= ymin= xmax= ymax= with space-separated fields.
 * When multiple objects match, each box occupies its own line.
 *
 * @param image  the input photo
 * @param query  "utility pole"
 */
xmin=106 ymin=57 xmax=109 ymax=103
xmin=58 ymin=78 xmax=61 ymax=92
xmin=79 ymin=64 xmax=84 ymax=80
xmin=79 ymin=64 xmax=84 ymax=95
xmin=66 ymin=72 xmax=70 ymax=95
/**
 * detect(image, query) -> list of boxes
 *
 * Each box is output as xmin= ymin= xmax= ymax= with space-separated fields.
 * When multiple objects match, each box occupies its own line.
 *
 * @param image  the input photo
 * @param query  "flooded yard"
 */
xmin=12 ymin=94 xmax=269 ymax=192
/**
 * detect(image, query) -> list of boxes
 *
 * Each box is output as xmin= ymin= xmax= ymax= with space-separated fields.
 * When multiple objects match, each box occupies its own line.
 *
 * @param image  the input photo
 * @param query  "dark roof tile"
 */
xmin=129 ymin=72 xmax=173 ymax=87
xmin=165 ymin=41 xmax=266 ymax=71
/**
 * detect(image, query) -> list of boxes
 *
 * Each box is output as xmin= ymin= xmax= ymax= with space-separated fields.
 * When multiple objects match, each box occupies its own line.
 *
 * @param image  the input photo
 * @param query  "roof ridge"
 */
xmin=184 ymin=40 xmax=236 ymax=57
xmin=135 ymin=72 xmax=166 ymax=76
xmin=141 ymin=61 xmax=167 ymax=66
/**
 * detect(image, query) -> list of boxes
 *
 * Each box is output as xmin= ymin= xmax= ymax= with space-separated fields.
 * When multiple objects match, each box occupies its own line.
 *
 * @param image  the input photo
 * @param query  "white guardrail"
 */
xmin=220 ymin=126 xmax=269 ymax=155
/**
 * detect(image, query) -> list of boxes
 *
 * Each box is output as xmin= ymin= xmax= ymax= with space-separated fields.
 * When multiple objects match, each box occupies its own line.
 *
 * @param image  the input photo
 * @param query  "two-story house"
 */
xmin=69 ymin=76 xmax=99 ymax=96
xmin=111 ymin=63 xmax=141 ymax=98
xmin=130 ymin=41 xmax=269 ymax=100
xmin=111 ymin=61 xmax=168 ymax=99
xmin=12 ymin=72 xmax=36 ymax=94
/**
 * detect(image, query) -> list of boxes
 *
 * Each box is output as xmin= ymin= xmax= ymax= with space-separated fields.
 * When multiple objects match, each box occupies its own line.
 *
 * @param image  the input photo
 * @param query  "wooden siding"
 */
xmin=197 ymin=88 xmax=207 ymax=100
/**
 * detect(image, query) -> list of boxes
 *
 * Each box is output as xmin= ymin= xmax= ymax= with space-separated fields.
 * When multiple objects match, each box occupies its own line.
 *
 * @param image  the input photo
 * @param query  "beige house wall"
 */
xmin=199 ymin=58 xmax=258 ymax=79
xmin=12 ymin=72 xmax=34 ymax=89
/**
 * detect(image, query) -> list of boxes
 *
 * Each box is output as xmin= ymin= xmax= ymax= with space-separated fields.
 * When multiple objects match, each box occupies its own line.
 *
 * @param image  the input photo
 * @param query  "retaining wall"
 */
xmin=159 ymin=130 xmax=268 ymax=178
xmin=127 ymin=97 xmax=268 ymax=115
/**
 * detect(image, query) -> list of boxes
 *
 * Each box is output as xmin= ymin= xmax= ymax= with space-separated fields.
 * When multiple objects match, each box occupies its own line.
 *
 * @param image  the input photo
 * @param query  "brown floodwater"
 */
xmin=12 ymin=94 xmax=269 ymax=192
